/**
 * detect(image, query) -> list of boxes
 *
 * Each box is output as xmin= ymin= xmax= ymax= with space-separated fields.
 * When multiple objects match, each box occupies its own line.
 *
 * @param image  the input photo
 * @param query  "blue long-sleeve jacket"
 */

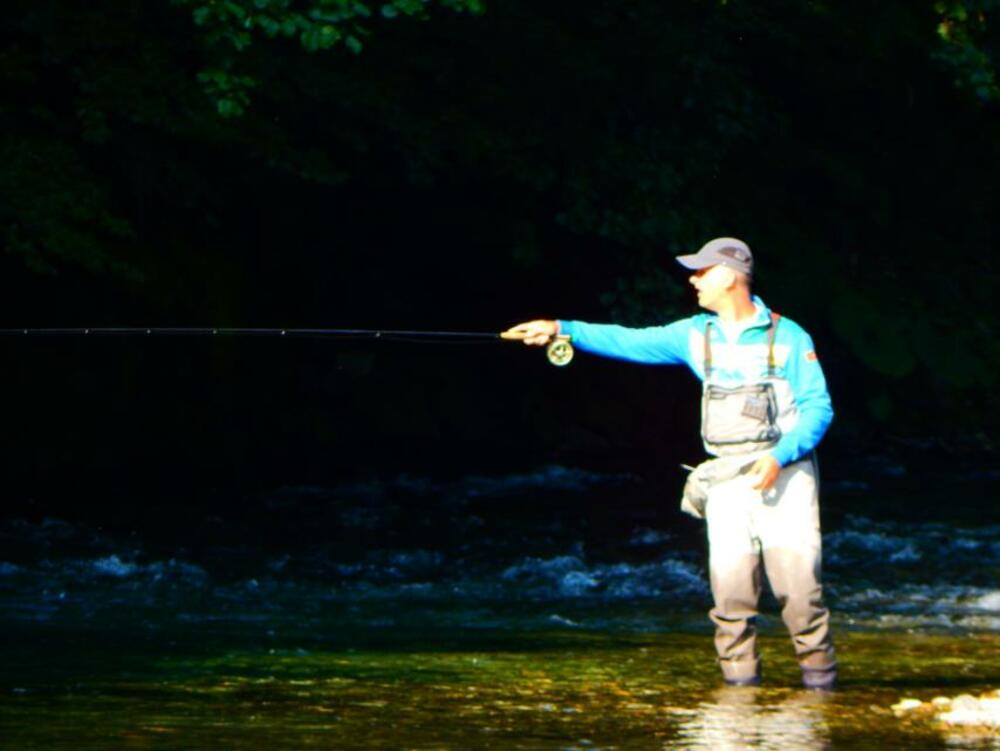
xmin=558 ymin=297 xmax=833 ymax=466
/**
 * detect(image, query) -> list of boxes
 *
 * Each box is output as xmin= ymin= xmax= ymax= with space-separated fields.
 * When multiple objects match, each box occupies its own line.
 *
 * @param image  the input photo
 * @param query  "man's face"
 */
xmin=689 ymin=265 xmax=735 ymax=311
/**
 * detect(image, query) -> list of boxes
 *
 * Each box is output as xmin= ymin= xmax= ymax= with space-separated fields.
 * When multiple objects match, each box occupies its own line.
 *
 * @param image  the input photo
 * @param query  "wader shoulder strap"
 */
xmin=767 ymin=312 xmax=781 ymax=376
xmin=704 ymin=312 xmax=781 ymax=378
xmin=703 ymin=321 xmax=714 ymax=377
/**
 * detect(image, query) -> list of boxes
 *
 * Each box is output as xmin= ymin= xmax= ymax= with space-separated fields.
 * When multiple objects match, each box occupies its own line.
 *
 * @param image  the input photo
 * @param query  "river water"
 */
xmin=1 ymin=464 xmax=997 ymax=749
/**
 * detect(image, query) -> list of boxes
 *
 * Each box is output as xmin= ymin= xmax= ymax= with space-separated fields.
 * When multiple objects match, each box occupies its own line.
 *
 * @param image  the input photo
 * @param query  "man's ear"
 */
xmin=720 ymin=266 xmax=738 ymax=289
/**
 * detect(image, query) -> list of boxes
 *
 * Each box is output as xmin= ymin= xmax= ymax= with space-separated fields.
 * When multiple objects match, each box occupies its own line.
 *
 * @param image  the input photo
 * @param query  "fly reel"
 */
xmin=545 ymin=336 xmax=574 ymax=367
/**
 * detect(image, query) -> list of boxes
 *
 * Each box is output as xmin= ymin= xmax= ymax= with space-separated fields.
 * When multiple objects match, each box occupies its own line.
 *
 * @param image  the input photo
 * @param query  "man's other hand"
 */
xmin=501 ymin=320 xmax=559 ymax=346
xmin=749 ymin=455 xmax=781 ymax=491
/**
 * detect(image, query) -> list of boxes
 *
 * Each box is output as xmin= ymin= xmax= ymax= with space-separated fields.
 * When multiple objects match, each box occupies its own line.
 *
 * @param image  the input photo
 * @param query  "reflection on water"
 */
xmin=942 ymin=729 xmax=1000 ymax=751
xmin=0 ymin=632 xmax=996 ymax=750
xmin=0 ymin=466 xmax=998 ymax=748
xmin=674 ymin=687 xmax=831 ymax=750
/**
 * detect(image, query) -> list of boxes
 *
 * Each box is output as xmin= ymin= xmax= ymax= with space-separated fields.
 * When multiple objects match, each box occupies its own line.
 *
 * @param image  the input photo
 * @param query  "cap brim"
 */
xmin=675 ymin=253 xmax=713 ymax=270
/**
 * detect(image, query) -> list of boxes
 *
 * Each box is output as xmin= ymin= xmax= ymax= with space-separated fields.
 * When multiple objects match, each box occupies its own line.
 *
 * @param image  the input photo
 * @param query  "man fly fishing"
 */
xmin=502 ymin=237 xmax=837 ymax=690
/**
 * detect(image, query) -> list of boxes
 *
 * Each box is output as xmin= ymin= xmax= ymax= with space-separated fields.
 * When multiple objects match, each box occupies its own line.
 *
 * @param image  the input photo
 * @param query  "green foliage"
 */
xmin=196 ymin=66 xmax=256 ymax=117
xmin=829 ymin=282 xmax=997 ymax=414
xmin=0 ymin=137 xmax=137 ymax=277
xmin=173 ymin=0 xmax=484 ymax=115
xmin=911 ymin=317 xmax=996 ymax=389
xmin=934 ymin=1 xmax=1000 ymax=100
xmin=601 ymin=268 xmax=687 ymax=327
xmin=831 ymin=293 xmax=916 ymax=379
xmin=0 ymin=0 xmax=480 ymax=277
xmin=868 ymin=393 xmax=894 ymax=422
xmin=2 ymin=0 xmax=998 ymax=440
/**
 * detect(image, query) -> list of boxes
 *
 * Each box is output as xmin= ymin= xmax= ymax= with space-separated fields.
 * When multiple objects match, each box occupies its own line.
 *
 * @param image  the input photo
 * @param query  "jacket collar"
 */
xmin=708 ymin=295 xmax=772 ymax=330
xmin=748 ymin=296 xmax=773 ymax=328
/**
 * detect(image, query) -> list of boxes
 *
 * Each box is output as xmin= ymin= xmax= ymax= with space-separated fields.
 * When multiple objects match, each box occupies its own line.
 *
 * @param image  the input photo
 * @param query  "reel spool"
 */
xmin=545 ymin=336 xmax=574 ymax=367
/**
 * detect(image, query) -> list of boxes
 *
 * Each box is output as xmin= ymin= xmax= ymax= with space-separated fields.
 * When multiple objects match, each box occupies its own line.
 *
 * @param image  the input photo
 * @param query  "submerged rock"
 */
xmin=891 ymin=698 xmax=923 ymax=713
xmin=938 ymin=692 xmax=1000 ymax=728
xmin=891 ymin=689 xmax=1000 ymax=729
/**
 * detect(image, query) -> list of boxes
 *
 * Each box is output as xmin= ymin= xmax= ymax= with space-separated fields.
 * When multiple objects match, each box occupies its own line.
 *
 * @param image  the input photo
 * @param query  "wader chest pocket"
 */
xmin=741 ymin=393 xmax=771 ymax=422
xmin=702 ymin=382 xmax=780 ymax=453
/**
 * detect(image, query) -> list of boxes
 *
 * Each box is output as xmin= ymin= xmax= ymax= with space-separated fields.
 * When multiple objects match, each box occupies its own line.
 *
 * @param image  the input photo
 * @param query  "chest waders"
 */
xmin=681 ymin=314 xmax=783 ymax=519
xmin=695 ymin=312 xmax=837 ymax=689
xmin=700 ymin=313 xmax=782 ymax=456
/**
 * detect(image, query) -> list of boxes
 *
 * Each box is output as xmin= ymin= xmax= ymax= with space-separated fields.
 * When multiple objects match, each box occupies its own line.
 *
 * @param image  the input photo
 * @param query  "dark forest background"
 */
xmin=2 ymin=0 xmax=998 ymax=511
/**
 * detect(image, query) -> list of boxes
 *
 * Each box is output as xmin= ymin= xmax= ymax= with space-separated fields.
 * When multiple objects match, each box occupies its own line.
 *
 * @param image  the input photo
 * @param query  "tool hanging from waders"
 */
xmin=0 ymin=327 xmax=576 ymax=367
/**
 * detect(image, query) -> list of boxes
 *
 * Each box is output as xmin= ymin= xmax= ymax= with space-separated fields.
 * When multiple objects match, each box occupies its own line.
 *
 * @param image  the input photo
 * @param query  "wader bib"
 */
xmin=701 ymin=313 xmax=782 ymax=456
xmin=694 ymin=313 xmax=837 ymax=689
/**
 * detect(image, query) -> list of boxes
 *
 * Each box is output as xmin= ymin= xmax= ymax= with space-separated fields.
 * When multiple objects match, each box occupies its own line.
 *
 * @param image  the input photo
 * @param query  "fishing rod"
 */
xmin=0 ymin=327 xmax=575 ymax=366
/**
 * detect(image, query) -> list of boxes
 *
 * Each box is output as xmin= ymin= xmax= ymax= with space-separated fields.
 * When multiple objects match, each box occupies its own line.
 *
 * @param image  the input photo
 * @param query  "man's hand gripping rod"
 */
xmin=500 ymin=320 xmax=573 ymax=367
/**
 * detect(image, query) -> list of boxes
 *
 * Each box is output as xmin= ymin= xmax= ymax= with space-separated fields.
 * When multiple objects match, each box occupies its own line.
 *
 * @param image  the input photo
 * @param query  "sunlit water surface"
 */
xmin=1 ymin=465 xmax=997 ymax=749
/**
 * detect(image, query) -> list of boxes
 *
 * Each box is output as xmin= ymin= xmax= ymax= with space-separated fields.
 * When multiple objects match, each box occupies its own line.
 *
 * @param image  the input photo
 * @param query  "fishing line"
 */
xmin=0 ymin=327 xmax=575 ymax=365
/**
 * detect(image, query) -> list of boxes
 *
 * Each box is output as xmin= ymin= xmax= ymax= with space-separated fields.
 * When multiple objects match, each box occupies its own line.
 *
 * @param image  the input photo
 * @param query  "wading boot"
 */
xmin=801 ymin=664 xmax=837 ymax=691
xmin=724 ymin=675 xmax=762 ymax=687
xmin=720 ymin=657 xmax=761 ymax=687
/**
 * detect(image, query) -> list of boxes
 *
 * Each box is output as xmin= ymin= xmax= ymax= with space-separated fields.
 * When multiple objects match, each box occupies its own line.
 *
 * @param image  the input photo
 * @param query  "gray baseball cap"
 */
xmin=675 ymin=237 xmax=753 ymax=276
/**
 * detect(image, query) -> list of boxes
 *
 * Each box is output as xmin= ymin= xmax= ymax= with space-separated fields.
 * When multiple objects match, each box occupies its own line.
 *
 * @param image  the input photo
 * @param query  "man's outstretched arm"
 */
xmin=502 ymin=318 xmax=692 ymax=366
